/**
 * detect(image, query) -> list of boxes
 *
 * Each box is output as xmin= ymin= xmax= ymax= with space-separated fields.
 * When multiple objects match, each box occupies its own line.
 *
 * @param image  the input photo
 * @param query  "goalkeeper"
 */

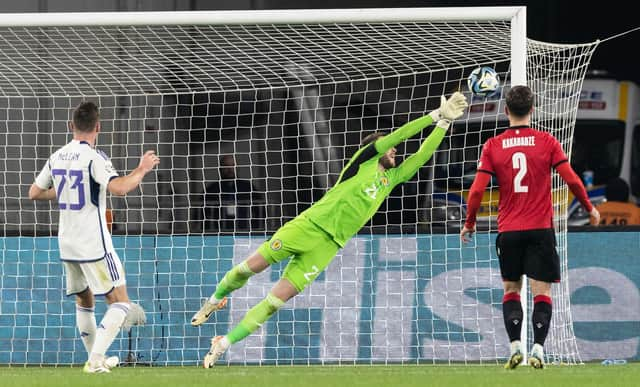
xmin=192 ymin=92 xmax=468 ymax=368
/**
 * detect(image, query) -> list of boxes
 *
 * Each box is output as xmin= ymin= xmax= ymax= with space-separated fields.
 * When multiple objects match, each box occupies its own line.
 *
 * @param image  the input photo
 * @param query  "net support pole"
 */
xmin=510 ymin=6 xmax=529 ymax=360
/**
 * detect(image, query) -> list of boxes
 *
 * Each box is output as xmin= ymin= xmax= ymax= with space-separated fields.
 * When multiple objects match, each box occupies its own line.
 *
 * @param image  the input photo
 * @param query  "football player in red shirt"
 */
xmin=460 ymin=85 xmax=600 ymax=369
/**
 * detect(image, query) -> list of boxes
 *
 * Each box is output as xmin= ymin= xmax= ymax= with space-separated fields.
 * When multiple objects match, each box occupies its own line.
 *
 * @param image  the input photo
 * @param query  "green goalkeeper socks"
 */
xmin=213 ymin=260 xmax=255 ymax=300
xmin=227 ymin=293 xmax=285 ymax=344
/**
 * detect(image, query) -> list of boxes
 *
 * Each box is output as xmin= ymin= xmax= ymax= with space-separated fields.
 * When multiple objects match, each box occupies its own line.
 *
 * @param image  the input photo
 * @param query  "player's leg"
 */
xmin=528 ymin=279 xmax=552 ymax=369
xmin=203 ymin=221 xmax=339 ymax=368
xmin=496 ymin=232 xmax=525 ymax=369
xmin=191 ymin=250 xmax=268 ymax=326
xmin=193 ymin=219 xmax=306 ymax=327
xmin=90 ymin=285 xmax=130 ymax=363
xmin=82 ymin=253 xmax=129 ymax=373
xmin=203 ymin=278 xmax=297 ymax=368
xmin=524 ymin=229 xmax=560 ymax=369
xmin=76 ymin=289 xmax=96 ymax=354
xmin=502 ymin=279 xmax=524 ymax=369
xmin=213 ymin=251 xmax=270 ymax=300
xmin=227 ymin=277 xmax=297 ymax=343
xmin=63 ymin=262 xmax=97 ymax=357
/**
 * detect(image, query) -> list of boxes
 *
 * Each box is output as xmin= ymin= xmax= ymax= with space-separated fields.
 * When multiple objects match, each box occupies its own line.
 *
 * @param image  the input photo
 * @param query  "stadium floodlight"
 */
xmin=0 ymin=7 xmax=598 ymax=366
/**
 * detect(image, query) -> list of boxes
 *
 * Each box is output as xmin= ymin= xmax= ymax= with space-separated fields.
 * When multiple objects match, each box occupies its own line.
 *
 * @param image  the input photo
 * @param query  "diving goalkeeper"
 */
xmin=192 ymin=92 xmax=468 ymax=368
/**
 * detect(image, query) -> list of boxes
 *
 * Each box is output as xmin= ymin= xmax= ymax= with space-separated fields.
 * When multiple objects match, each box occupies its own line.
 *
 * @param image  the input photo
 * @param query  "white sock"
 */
xmin=89 ymin=302 xmax=130 ymax=363
xmin=531 ymin=343 xmax=544 ymax=356
xmin=76 ymin=305 xmax=96 ymax=355
xmin=510 ymin=340 xmax=521 ymax=355
xmin=208 ymin=295 xmax=223 ymax=304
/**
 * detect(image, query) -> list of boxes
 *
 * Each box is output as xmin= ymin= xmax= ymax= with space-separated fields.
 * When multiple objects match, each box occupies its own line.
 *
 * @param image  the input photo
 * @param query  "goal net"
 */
xmin=0 ymin=8 xmax=598 ymax=366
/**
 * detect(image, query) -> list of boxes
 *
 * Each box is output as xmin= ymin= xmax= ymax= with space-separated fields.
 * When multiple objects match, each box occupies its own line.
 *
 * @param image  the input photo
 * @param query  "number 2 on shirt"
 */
xmin=512 ymin=152 xmax=528 ymax=193
xmin=52 ymin=168 xmax=85 ymax=210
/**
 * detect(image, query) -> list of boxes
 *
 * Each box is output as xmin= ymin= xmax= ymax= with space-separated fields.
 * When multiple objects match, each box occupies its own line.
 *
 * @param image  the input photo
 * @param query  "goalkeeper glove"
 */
xmin=429 ymin=91 xmax=468 ymax=130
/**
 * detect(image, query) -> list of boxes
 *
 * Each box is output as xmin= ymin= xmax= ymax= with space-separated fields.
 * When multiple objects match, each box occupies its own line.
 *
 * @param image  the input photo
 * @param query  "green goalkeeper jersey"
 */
xmin=300 ymin=115 xmax=446 ymax=247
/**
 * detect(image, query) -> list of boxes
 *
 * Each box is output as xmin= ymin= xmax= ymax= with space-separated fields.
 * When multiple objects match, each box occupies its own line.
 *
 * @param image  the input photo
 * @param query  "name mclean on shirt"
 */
xmin=57 ymin=152 xmax=80 ymax=161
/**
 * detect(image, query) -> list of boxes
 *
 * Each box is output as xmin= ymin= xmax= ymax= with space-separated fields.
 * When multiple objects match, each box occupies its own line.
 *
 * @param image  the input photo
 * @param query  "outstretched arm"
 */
xmin=374 ymin=115 xmax=435 ymax=154
xmin=393 ymin=126 xmax=447 ymax=182
xmin=374 ymin=92 xmax=468 ymax=154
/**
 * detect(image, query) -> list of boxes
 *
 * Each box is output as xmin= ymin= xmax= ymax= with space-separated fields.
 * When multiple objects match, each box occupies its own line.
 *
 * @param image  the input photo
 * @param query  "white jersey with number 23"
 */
xmin=35 ymin=139 xmax=119 ymax=261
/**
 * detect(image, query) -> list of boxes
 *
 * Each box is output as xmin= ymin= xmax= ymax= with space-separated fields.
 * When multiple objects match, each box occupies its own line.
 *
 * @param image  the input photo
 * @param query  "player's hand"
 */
xmin=460 ymin=224 xmax=475 ymax=243
xmin=139 ymin=150 xmax=160 ymax=173
xmin=429 ymin=91 xmax=469 ymax=125
xmin=589 ymin=207 xmax=600 ymax=226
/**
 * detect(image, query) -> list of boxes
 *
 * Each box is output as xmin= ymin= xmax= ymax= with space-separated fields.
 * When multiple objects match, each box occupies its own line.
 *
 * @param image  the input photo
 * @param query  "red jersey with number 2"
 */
xmin=477 ymin=126 xmax=568 ymax=232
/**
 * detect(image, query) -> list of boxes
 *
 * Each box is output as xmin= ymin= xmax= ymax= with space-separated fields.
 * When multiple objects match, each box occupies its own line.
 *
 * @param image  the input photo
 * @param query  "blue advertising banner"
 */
xmin=0 ymin=232 xmax=638 ymax=364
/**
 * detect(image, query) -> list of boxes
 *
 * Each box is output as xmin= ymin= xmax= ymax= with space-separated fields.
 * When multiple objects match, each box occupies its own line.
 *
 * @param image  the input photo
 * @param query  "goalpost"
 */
xmin=0 ymin=7 xmax=598 ymax=366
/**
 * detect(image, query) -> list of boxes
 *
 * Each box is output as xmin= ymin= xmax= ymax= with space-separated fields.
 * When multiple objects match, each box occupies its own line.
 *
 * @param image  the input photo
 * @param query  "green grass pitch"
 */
xmin=3 ymin=363 xmax=639 ymax=387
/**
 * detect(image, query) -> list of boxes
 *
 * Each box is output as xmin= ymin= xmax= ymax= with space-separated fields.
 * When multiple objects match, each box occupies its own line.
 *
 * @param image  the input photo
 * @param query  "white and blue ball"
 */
xmin=467 ymin=66 xmax=500 ymax=97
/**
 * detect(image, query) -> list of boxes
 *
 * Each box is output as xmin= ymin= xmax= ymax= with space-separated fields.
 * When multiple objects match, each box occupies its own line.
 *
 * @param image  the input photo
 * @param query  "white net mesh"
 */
xmin=0 ymin=11 xmax=598 ymax=365
xmin=527 ymin=39 xmax=601 ymax=365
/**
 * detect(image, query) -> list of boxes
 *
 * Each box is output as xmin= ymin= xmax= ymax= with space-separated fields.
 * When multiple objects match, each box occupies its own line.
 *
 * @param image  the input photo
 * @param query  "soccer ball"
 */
xmin=467 ymin=66 xmax=500 ymax=97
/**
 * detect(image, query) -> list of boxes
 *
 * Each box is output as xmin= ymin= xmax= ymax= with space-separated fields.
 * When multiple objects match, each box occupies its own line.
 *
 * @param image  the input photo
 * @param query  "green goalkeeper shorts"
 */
xmin=257 ymin=214 xmax=340 ymax=292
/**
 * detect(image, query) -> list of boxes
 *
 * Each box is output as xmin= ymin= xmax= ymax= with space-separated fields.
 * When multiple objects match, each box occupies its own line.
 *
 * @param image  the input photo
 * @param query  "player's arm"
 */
xmin=374 ymin=92 xmax=468 ymax=153
xmin=29 ymin=159 xmax=56 ymax=201
xmin=461 ymin=139 xmax=495 ymax=242
xmin=28 ymin=185 xmax=56 ymax=201
xmin=555 ymin=161 xmax=600 ymax=224
xmin=108 ymin=150 xmax=160 ymax=196
xmin=393 ymin=126 xmax=447 ymax=182
xmin=460 ymin=171 xmax=492 ymax=242
xmin=548 ymin=135 xmax=600 ymax=224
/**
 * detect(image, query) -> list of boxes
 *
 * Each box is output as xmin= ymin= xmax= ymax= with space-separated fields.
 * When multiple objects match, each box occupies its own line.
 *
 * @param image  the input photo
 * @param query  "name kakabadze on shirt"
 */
xmin=502 ymin=136 xmax=535 ymax=149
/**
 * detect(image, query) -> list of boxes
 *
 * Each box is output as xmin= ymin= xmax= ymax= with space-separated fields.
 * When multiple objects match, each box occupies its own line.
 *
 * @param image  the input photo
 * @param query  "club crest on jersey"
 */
xmin=270 ymin=239 xmax=283 ymax=251
xmin=379 ymin=176 xmax=389 ymax=186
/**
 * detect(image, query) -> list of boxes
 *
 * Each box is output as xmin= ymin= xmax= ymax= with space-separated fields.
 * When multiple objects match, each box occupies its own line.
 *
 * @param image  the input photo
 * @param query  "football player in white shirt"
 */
xmin=29 ymin=101 xmax=160 ymax=373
